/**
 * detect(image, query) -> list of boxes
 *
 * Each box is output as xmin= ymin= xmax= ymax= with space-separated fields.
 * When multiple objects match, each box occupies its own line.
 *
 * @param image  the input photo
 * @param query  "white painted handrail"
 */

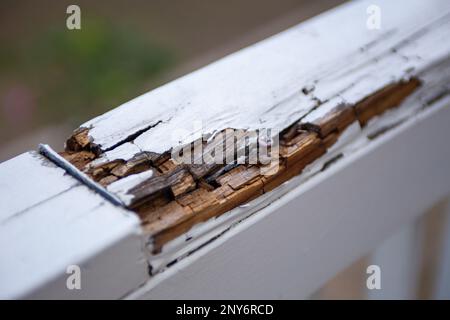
xmin=1 ymin=0 xmax=450 ymax=299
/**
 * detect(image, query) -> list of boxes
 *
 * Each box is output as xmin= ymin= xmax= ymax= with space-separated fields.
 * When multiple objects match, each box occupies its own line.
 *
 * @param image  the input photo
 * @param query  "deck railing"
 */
xmin=1 ymin=0 xmax=450 ymax=299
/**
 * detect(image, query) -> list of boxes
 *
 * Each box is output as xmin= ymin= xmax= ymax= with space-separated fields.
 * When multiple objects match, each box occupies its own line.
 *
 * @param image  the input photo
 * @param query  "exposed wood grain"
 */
xmin=59 ymin=150 xmax=96 ymax=171
xmin=139 ymin=81 xmax=390 ymax=252
xmin=66 ymin=77 xmax=421 ymax=253
xmin=354 ymin=79 xmax=422 ymax=126
xmin=65 ymin=128 xmax=91 ymax=152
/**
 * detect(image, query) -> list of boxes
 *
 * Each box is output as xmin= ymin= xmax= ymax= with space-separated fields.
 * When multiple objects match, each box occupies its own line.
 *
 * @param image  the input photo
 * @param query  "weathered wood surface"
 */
xmin=2 ymin=0 xmax=450 ymax=298
xmin=60 ymin=0 xmax=450 ymax=257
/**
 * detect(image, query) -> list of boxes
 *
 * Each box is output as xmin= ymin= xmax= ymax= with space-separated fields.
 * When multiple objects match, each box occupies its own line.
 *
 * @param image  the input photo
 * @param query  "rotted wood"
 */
xmin=143 ymin=80 xmax=420 ymax=252
xmin=140 ymin=79 xmax=418 ymax=253
xmin=62 ymin=78 xmax=420 ymax=253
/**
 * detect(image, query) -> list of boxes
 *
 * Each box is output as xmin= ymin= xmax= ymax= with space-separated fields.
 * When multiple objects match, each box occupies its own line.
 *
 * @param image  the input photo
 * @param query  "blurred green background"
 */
xmin=0 ymin=0 xmax=343 ymax=161
xmin=0 ymin=19 xmax=173 ymax=128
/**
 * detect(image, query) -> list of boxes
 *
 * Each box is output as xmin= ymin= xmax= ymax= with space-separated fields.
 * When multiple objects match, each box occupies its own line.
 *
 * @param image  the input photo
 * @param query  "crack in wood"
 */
xmin=62 ymin=78 xmax=421 ymax=253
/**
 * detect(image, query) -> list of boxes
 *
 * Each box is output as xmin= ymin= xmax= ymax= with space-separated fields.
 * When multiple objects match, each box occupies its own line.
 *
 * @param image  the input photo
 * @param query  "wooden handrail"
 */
xmin=1 ymin=0 xmax=450 ymax=299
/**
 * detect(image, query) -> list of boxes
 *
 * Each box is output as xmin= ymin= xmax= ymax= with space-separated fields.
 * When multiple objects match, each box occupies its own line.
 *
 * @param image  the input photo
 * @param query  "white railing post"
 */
xmin=367 ymin=221 xmax=424 ymax=299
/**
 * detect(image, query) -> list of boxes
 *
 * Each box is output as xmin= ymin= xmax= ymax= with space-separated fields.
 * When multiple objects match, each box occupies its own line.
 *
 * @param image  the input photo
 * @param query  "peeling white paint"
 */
xmin=107 ymin=170 xmax=155 ymax=206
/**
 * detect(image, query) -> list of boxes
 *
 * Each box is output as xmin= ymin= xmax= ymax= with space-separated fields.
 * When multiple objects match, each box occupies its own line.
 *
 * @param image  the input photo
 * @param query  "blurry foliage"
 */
xmin=1 ymin=19 xmax=174 ymax=129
